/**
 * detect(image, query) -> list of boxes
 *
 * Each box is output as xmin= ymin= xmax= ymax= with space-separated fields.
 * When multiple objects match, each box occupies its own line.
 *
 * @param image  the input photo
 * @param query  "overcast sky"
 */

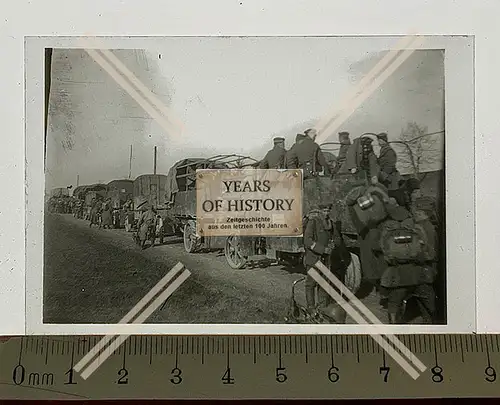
xmin=45 ymin=37 xmax=445 ymax=190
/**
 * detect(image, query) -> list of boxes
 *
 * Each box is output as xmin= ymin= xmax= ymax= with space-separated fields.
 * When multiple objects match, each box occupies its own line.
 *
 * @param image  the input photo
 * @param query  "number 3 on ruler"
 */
xmin=170 ymin=367 xmax=182 ymax=385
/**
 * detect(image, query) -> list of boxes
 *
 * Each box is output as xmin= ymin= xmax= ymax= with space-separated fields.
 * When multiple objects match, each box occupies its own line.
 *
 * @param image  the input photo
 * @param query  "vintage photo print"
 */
xmin=25 ymin=35 xmax=475 ymax=335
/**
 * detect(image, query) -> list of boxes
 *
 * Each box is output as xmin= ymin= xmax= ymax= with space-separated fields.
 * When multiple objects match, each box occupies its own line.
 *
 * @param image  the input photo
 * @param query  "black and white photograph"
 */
xmin=24 ymin=35 xmax=475 ymax=334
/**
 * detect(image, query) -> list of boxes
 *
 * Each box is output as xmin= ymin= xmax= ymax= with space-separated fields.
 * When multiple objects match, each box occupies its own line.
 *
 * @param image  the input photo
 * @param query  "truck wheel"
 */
xmin=344 ymin=252 xmax=362 ymax=294
xmin=225 ymin=235 xmax=248 ymax=269
xmin=183 ymin=222 xmax=202 ymax=253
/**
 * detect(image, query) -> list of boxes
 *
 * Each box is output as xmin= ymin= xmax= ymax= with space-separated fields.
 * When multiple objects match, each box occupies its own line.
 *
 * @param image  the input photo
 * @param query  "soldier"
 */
xmin=335 ymin=131 xmax=351 ymax=172
xmin=376 ymin=132 xmax=401 ymax=190
xmin=137 ymin=205 xmax=156 ymax=249
xmin=286 ymin=128 xmax=330 ymax=178
xmin=379 ymin=206 xmax=438 ymax=324
xmin=259 ymin=137 xmax=287 ymax=169
xmin=303 ymin=203 xmax=347 ymax=322
xmin=285 ymin=133 xmax=306 ymax=168
xmin=339 ymin=136 xmax=380 ymax=185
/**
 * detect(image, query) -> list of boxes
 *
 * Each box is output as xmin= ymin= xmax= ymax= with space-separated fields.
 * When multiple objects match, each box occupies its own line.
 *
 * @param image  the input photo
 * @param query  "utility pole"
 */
xmin=128 ymin=145 xmax=133 ymax=179
xmin=153 ymin=146 xmax=157 ymax=175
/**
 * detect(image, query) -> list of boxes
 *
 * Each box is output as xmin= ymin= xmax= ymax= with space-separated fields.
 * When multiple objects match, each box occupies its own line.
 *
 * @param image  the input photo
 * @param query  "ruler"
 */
xmin=0 ymin=335 xmax=499 ymax=399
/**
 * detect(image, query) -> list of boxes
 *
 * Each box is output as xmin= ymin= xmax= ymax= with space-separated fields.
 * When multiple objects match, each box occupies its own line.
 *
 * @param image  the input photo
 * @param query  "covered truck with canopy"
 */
xmin=107 ymin=179 xmax=134 ymax=209
xmin=163 ymin=154 xmax=259 ymax=253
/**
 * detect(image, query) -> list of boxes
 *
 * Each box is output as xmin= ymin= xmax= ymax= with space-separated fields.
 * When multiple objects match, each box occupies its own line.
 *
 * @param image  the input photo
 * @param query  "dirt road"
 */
xmin=43 ymin=214 xmax=385 ymax=324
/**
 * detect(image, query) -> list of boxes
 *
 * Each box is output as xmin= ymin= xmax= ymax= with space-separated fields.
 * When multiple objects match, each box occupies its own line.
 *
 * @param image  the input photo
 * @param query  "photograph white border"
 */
xmin=25 ymin=34 xmax=475 ymax=335
xmin=2 ymin=0 xmax=499 ymax=336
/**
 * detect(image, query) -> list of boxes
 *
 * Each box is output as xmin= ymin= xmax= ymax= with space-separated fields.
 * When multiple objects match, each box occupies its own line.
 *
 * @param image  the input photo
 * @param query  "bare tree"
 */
xmin=391 ymin=122 xmax=442 ymax=180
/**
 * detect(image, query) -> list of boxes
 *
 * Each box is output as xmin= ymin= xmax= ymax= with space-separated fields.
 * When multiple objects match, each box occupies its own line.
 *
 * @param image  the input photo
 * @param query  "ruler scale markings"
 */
xmin=305 ymin=337 xmax=309 ymax=364
xmin=175 ymin=339 xmax=179 ymax=368
xmin=35 ymin=338 xmax=40 ymax=355
xmin=122 ymin=340 xmax=127 ymax=370
xmin=495 ymin=335 xmax=500 ymax=352
xmin=485 ymin=336 xmax=491 ymax=368
xmin=355 ymin=338 xmax=360 ymax=363
xmin=450 ymin=335 xmax=456 ymax=353
xmin=253 ymin=338 xmax=257 ymax=364
xmin=433 ymin=336 xmax=439 ymax=367
xmin=459 ymin=336 xmax=465 ymax=363
xmin=149 ymin=337 xmax=153 ymax=364
xmin=17 ymin=337 xmax=23 ymax=365
xmin=51 ymin=340 xmax=55 ymax=357
xmin=44 ymin=338 xmax=49 ymax=365
xmin=182 ymin=336 xmax=185 ymax=355
xmin=479 ymin=335 xmax=485 ymax=353
xmin=278 ymin=337 xmax=283 ymax=369
xmin=491 ymin=335 xmax=497 ymax=354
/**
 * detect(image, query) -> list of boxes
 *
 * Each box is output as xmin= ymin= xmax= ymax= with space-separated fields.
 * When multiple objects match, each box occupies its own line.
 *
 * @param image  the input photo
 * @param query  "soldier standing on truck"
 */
xmin=333 ymin=131 xmax=351 ymax=174
xmin=286 ymin=128 xmax=331 ymax=178
xmin=376 ymin=132 xmax=401 ymax=190
xmin=339 ymin=135 xmax=380 ymax=185
xmin=259 ymin=137 xmax=287 ymax=169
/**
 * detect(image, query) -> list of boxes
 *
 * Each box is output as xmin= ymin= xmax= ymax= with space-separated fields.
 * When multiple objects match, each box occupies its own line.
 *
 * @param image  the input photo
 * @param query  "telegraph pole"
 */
xmin=128 ymin=145 xmax=133 ymax=179
xmin=153 ymin=146 xmax=157 ymax=175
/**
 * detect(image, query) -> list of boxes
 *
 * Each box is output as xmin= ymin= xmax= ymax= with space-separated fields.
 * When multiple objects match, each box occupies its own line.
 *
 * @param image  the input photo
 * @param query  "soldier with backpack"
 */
xmin=378 ymin=205 xmax=438 ymax=324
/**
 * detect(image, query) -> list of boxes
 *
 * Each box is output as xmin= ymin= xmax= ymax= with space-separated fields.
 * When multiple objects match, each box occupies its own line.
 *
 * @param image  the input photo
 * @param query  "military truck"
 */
xmin=163 ymin=154 xmax=259 ymax=253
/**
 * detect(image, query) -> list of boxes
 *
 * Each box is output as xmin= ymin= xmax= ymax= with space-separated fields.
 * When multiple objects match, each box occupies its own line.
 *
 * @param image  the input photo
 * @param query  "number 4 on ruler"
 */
xmin=222 ymin=367 xmax=235 ymax=385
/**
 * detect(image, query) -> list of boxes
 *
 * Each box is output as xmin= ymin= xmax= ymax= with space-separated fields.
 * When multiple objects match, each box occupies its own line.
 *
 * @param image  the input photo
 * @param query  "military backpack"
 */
xmin=345 ymin=184 xmax=390 ymax=233
xmin=379 ymin=216 xmax=435 ymax=265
